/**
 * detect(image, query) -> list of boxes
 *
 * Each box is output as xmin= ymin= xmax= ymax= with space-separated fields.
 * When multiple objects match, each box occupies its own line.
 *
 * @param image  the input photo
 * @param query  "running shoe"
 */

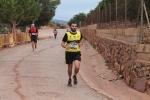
xmin=68 ymin=79 xmax=72 ymax=87
xmin=73 ymin=75 xmax=77 ymax=85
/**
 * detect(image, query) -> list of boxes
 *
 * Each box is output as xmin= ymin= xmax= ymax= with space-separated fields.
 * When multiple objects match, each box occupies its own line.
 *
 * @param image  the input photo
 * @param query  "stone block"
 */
xmin=137 ymin=53 xmax=150 ymax=61
xmin=145 ymin=63 xmax=150 ymax=67
xmin=146 ymin=84 xmax=150 ymax=90
xmin=147 ymin=88 xmax=150 ymax=96
xmin=143 ymin=71 xmax=149 ymax=76
xmin=111 ymin=29 xmax=118 ymax=35
xmin=117 ymin=35 xmax=139 ymax=43
xmin=124 ymin=28 xmax=140 ymax=37
xmin=114 ymin=61 xmax=120 ymax=72
xmin=86 ymin=24 xmax=97 ymax=29
xmin=133 ymin=65 xmax=137 ymax=69
xmin=118 ymin=28 xmax=125 ymax=36
xmin=144 ymin=29 xmax=150 ymax=37
xmin=147 ymin=67 xmax=150 ymax=70
xmin=121 ymin=65 xmax=125 ymax=71
xmin=132 ymin=70 xmax=138 ymax=78
xmin=141 ymin=67 xmax=147 ymax=71
xmin=134 ymin=28 xmax=140 ymax=37
xmin=133 ymin=77 xmax=146 ymax=92
xmin=144 ymin=44 xmax=150 ymax=53
xmin=138 ymin=70 xmax=144 ymax=77
xmin=136 ymin=62 xmax=142 ymax=68
xmin=125 ymin=28 xmax=134 ymax=36
xmin=126 ymin=75 xmax=131 ymax=85
xmin=136 ymin=44 xmax=145 ymax=52
xmin=147 ymin=80 xmax=150 ymax=86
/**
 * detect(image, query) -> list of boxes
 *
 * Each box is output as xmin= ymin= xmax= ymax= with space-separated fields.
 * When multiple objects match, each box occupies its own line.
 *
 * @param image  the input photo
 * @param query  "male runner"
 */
xmin=61 ymin=22 xmax=83 ymax=86
xmin=53 ymin=28 xmax=58 ymax=39
xmin=29 ymin=24 xmax=38 ymax=52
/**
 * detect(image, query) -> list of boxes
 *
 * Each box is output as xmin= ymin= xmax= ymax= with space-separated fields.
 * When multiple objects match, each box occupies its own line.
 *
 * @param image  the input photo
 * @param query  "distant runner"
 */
xmin=29 ymin=24 xmax=38 ymax=52
xmin=66 ymin=28 xmax=69 ymax=32
xmin=53 ymin=28 xmax=58 ymax=39
xmin=61 ymin=21 xmax=83 ymax=86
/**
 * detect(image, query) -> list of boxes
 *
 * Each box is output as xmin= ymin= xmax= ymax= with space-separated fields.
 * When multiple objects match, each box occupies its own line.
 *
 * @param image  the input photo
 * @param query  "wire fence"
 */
xmin=82 ymin=0 xmax=144 ymax=28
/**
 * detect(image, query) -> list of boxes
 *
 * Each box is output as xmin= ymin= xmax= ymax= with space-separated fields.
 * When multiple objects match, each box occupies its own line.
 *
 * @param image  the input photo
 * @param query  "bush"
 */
xmin=0 ymin=23 xmax=11 ymax=34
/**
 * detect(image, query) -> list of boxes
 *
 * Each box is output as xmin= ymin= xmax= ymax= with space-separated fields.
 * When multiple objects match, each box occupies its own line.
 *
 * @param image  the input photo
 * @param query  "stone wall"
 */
xmin=81 ymin=27 xmax=150 ymax=95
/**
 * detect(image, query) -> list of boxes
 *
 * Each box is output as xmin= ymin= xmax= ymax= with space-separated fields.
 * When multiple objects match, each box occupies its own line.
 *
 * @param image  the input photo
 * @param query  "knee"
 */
xmin=75 ymin=66 xmax=80 ymax=70
xmin=75 ymin=63 xmax=80 ymax=69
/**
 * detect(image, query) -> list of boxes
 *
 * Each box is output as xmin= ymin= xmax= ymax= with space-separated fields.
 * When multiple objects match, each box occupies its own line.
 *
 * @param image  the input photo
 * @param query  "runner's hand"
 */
xmin=79 ymin=43 xmax=82 ymax=47
xmin=66 ymin=45 xmax=71 ymax=49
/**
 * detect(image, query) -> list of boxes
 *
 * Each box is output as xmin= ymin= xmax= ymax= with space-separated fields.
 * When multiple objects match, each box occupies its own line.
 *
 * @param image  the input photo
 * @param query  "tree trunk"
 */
xmin=11 ymin=20 xmax=16 ymax=33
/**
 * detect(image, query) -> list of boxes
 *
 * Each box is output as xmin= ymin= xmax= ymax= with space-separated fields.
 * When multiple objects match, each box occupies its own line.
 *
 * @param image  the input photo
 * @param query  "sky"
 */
xmin=53 ymin=0 xmax=101 ymax=21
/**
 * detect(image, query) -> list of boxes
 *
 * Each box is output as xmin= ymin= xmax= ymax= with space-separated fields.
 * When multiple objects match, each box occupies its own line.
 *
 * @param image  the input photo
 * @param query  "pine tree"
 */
xmin=0 ymin=0 xmax=41 ymax=33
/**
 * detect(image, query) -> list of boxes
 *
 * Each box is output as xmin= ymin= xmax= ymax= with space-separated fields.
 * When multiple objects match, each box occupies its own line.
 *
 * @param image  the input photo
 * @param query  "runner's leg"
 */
xmin=68 ymin=64 xmax=73 ymax=86
xmin=74 ymin=60 xmax=80 ymax=76
xmin=35 ymin=43 xmax=36 ymax=48
xmin=32 ymin=41 xmax=35 ymax=51
xmin=35 ymin=39 xmax=37 ymax=49
xmin=73 ymin=60 xmax=80 ymax=85
xmin=68 ymin=64 xmax=73 ymax=79
xmin=66 ymin=52 xmax=73 ymax=86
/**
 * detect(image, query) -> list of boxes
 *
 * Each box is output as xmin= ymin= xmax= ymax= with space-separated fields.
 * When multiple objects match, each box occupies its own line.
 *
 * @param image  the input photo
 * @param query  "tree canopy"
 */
xmin=68 ymin=12 xmax=87 ymax=27
xmin=19 ymin=0 xmax=60 ymax=29
xmin=87 ymin=10 xmax=94 ymax=17
xmin=0 ymin=0 xmax=41 ymax=33
xmin=34 ymin=0 xmax=60 ymax=28
xmin=0 ymin=0 xmax=60 ymax=33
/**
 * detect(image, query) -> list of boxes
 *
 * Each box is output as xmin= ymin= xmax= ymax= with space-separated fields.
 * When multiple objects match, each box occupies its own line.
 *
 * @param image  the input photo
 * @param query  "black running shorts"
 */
xmin=65 ymin=51 xmax=81 ymax=64
xmin=31 ymin=35 xmax=37 ymax=43
xmin=54 ymin=34 xmax=57 ymax=36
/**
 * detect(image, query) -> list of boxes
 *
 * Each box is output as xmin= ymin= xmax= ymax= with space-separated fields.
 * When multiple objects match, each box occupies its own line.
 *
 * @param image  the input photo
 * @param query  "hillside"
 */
xmin=52 ymin=19 xmax=68 ymax=24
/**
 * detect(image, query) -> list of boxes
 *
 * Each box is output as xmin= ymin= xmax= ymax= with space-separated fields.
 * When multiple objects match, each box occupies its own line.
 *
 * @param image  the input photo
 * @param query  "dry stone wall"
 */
xmin=81 ymin=27 xmax=150 ymax=95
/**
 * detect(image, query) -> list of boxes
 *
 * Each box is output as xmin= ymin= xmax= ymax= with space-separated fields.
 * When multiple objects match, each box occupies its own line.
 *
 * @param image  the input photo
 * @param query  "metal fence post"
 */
xmin=116 ymin=0 xmax=118 ymax=28
xmin=125 ymin=0 xmax=127 ymax=28
xmin=105 ymin=6 xmax=107 ymax=26
xmin=110 ymin=4 xmax=111 ymax=28
xmin=102 ymin=10 xmax=103 ymax=28
xmin=97 ymin=8 xmax=98 ymax=25
xmin=140 ymin=0 xmax=144 ymax=43
xmin=143 ymin=3 xmax=150 ymax=29
xmin=99 ymin=6 xmax=101 ymax=29
xmin=98 ymin=6 xmax=100 ymax=28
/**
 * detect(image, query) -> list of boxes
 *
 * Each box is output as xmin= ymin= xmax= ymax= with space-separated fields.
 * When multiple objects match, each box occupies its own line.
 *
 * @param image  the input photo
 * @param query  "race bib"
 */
xmin=32 ymin=33 xmax=36 ymax=35
xmin=70 ymin=42 xmax=78 ymax=50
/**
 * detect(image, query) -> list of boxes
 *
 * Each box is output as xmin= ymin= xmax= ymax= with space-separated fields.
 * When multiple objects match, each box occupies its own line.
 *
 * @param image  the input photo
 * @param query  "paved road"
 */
xmin=0 ymin=29 xmax=109 ymax=100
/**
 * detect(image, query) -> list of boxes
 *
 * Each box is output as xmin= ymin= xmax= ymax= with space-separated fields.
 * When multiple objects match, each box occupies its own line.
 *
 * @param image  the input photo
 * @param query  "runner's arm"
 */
xmin=61 ymin=33 xmax=70 ymax=49
xmin=29 ymin=29 xmax=31 ymax=36
xmin=36 ymin=29 xmax=38 ymax=37
xmin=79 ymin=34 xmax=83 ymax=46
xmin=61 ymin=41 xmax=66 ymax=48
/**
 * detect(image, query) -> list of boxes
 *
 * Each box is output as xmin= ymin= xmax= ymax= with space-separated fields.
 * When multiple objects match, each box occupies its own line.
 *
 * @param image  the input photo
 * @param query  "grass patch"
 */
xmin=118 ymin=71 xmax=123 ymax=75
xmin=105 ymin=59 xmax=109 ymax=63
